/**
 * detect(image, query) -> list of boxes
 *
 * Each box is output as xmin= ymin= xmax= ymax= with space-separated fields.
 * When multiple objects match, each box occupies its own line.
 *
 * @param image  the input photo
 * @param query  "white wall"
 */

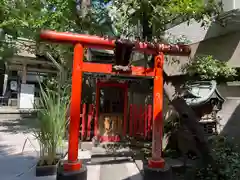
xmin=222 ymin=0 xmax=235 ymax=11
xmin=235 ymin=0 xmax=240 ymax=9
xmin=165 ymin=18 xmax=240 ymax=45
xmin=165 ymin=1 xmax=240 ymax=44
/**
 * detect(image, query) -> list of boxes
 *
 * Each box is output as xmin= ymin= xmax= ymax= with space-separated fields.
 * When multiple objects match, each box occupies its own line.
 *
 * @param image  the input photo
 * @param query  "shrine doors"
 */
xmin=95 ymin=81 xmax=128 ymax=142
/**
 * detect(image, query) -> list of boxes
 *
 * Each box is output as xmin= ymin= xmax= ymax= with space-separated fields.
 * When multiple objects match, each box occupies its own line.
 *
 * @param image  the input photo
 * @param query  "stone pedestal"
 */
xmin=143 ymin=163 xmax=173 ymax=180
xmin=57 ymin=164 xmax=87 ymax=180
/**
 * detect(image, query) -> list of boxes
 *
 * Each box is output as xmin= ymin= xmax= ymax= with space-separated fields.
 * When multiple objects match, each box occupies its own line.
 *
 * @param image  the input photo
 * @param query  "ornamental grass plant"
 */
xmin=34 ymin=84 xmax=69 ymax=166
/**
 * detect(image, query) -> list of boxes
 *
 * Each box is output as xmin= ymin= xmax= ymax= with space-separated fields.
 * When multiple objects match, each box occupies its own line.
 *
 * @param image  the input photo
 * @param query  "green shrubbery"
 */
xmin=195 ymin=135 xmax=240 ymax=180
xmin=184 ymin=55 xmax=237 ymax=81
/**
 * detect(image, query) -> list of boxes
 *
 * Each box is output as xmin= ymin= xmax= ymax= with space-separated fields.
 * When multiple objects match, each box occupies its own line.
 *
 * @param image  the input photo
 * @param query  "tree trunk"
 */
xmin=163 ymin=79 xmax=221 ymax=174
xmin=163 ymin=81 xmax=209 ymax=156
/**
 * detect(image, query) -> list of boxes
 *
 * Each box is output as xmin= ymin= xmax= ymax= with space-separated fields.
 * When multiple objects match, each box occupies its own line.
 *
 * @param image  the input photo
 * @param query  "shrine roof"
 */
xmin=183 ymin=80 xmax=225 ymax=106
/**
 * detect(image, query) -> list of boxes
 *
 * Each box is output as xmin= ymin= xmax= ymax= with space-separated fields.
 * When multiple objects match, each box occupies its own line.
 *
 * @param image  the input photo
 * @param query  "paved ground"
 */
xmin=0 ymin=114 xmax=142 ymax=180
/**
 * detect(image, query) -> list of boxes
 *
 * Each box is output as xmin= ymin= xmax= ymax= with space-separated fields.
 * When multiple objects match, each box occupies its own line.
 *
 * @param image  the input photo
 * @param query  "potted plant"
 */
xmin=34 ymin=84 xmax=69 ymax=177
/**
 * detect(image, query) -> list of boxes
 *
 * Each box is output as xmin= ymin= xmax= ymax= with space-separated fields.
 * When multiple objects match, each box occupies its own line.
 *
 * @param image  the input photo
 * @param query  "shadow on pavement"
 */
xmin=89 ymin=158 xmax=131 ymax=166
xmin=122 ymin=173 xmax=143 ymax=180
xmin=0 ymin=116 xmax=57 ymax=180
xmin=0 ymin=143 xmax=39 ymax=180
xmin=0 ymin=144 xmax=18 ymax=156
xmin=0 ymin=117 xmax=37 ymax=134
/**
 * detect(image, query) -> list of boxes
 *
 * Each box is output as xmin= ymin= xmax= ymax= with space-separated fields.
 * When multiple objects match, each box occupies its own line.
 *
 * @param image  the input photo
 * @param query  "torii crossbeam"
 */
xmin=39 ymin=30 xmax=191 ymax=180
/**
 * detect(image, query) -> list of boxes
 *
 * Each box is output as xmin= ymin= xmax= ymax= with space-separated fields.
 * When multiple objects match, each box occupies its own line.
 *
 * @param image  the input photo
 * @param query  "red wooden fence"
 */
xmin=79 ymin=103 xmax=153 ymax=141
xmin=128 ymin=104 xmax=153 ymax=140
xmin=79 ymin=103 xmax=94 ymax=140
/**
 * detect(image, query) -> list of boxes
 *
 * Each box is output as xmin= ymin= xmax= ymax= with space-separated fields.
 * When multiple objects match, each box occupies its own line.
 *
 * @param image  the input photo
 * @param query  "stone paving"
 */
xmin=0 ymin=114 xmax=142 ymax=180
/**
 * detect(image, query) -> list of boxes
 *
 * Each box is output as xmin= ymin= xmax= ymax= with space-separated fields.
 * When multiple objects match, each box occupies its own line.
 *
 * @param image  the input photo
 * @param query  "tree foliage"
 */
xmin=195 ymin=135 xmax=240 ymax=180
xmin=183 ymin=55 xmax=237 ymax=81
xmin=0 ymin=0 xmax=111 ymax=59
xmin=0 ymin=0 xmax=110 ymax=37
xmin=0 ymin=0 xmax=231 ymax=84
xmin=108 ymin=0 xmax=223 ymax=39
xmin=0 ymin=0 xmax=223 ymax=59
xmin=0 ymin=0 xmax=113 ymax=88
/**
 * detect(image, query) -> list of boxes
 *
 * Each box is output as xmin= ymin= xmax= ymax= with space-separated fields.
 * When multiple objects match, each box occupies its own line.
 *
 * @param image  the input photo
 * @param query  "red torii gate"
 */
xmin=39 ymin=30 xmax=190 ymax=180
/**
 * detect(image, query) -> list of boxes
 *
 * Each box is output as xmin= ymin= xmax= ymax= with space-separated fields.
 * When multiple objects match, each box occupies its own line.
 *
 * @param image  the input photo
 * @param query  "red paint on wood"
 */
xmin=133 ymin=105 xmax=138 ymax=137
xmin=148 ymin=159 xmax=165 ymax=169
xmin=149 ymin=53 xmax=165 ymax=167
xmin=63 ymin=160 xmax=82 ymax=172
xmin=67 ymin=43 xmax=83 ymax=166
xmin=40 ymin=30 xmax=191 ymax=56
xmin=123 ymin=85 xmax=128 ymax=136
xmin=82 ymin=62 xmax=154 ymax=77
xmin=138 ymin=105 xmax=143 ymax=135
xmin=95 ymin=82 xmax=100 ymax=137
xmin=87 ymin=104 xmax=93 ymax=139
xmin=144 ymin=105 xmax=148 ymax=138
xmin=81 ymin=103 xmax=87 ymax=139
xmin=147 ymin=105 xmax=152 ymax=140
xmin=129 ymin=104 xmax=133 ymax=137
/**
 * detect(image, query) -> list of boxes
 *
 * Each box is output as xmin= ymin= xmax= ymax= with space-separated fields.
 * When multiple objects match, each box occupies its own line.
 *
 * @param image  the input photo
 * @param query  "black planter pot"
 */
xmin=36 ymin=164 xmax=58 ymax=177
xmin=35 ymin=157 xmax=62 ymax=177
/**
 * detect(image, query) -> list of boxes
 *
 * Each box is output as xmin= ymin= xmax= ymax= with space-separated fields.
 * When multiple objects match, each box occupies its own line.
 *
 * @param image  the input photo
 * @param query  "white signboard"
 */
xmin=19 ymin=84 xmax=35 ymax=109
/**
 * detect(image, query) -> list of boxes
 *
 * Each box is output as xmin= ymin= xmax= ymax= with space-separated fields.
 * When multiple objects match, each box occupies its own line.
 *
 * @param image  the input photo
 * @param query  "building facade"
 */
xmin=0 ymin=37 xmax=58 ymax=109
xmin=164 ymin=1 xmax=240 ymax=143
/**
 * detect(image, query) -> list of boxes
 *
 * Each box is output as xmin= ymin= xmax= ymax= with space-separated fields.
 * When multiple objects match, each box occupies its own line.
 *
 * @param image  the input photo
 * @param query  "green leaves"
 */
xmin=184 ymin=55 xmax=237 ymax=81
xmin=109 ymin=0 xmax=222 ymax=38
xmin=196 ymin=135 xmax=240 ymax=180
xmin=0 ymin=0 xmax=117 ymax=64
xmin=34 ymin=83 xmax=70 ymax=165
